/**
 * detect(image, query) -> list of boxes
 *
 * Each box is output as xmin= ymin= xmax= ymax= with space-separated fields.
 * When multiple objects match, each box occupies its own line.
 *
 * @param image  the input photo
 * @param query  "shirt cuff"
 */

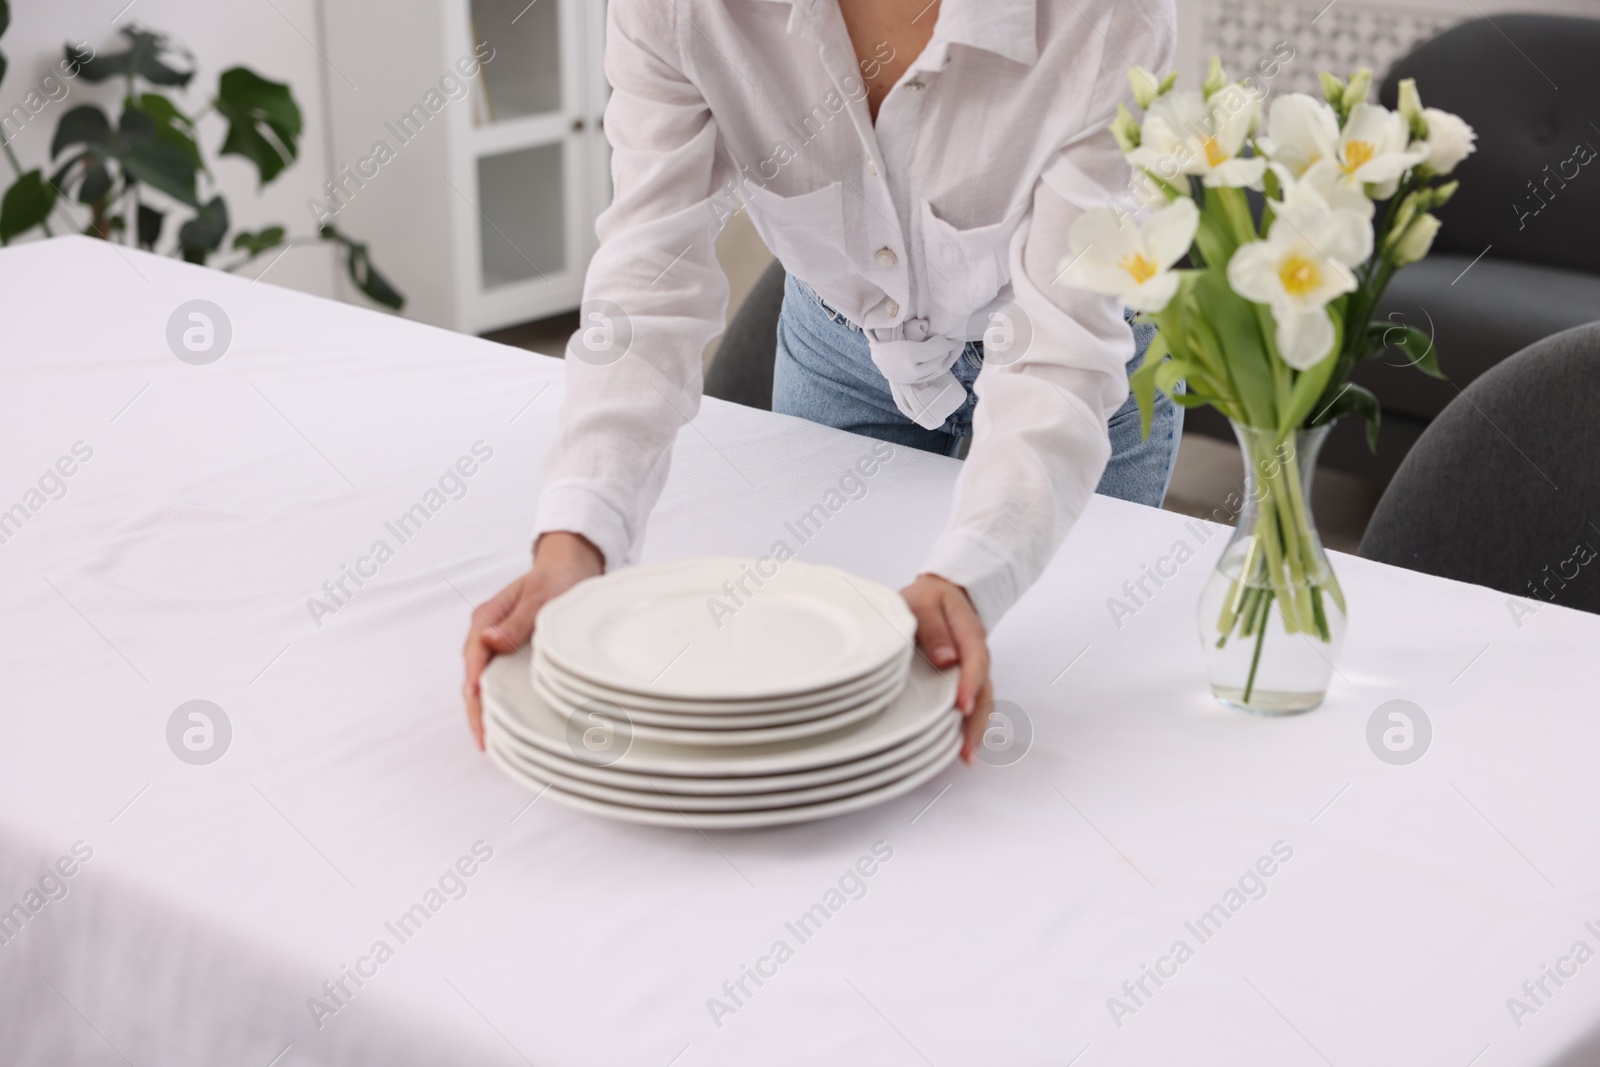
xmin=531 ymin=479 xmax=637 ymax=572
xmin=919 ymin=529 xmax=1024 ymax=631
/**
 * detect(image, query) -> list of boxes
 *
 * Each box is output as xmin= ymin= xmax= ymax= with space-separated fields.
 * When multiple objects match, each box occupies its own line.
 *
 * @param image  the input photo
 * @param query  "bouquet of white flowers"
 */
xmin=1062 ymin=60 xmax=1475 ymax=713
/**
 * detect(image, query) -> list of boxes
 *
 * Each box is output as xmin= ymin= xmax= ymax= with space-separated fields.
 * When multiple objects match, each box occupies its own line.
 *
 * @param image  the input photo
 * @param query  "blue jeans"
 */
xmin=771 ymin=275 xmax=1182 ymax=507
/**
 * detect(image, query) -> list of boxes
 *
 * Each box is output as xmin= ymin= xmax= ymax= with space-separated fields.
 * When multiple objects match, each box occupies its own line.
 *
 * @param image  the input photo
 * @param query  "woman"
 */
xmin=463 ymin=0 xmax=1180 ymax=762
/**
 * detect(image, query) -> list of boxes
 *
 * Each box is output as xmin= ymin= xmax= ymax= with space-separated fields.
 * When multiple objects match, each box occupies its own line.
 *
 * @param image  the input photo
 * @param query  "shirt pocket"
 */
xmin=918 ymin=200 xmax=1025 ymax=315
xmin=740 ymin=180 xmax=850 ymax=292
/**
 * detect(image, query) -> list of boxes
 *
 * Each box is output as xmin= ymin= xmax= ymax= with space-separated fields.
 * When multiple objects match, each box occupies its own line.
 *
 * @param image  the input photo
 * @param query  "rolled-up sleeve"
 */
xmin=532 ymin=0 xmax=730 ymax=569
xmin=920 ymin=10 xmax=1176 ymax=628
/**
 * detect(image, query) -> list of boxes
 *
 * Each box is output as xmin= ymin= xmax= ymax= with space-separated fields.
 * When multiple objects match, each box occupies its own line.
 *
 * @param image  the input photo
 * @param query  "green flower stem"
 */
xmin=1242 ymin=590 xmax=1274 ymax=703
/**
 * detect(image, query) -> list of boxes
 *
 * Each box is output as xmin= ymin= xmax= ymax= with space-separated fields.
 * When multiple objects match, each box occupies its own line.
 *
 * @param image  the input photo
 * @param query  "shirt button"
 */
xmin=885 ymin=299 xmax=900 ymax=317
xmin=867 ymin=160 xmax=878 ymax=176
xmin=905 ymin=80 xmax=924 ymax=92
xmin=875 ymin=247 xmax=898 ymax=268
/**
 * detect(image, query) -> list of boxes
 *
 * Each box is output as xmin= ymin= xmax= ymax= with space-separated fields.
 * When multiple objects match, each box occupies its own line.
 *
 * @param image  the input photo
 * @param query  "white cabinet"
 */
xmin=321 ymin=0 xmax=609 ymax=333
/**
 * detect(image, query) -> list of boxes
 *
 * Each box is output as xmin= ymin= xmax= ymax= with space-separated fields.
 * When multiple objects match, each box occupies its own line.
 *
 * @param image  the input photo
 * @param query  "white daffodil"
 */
xmin=1227 ymin=182 xmax=1371 ymax=369
xmin=1061 ymin=198 xmax=1200 ymax=313
xmin=1128 ymin=87 xmax=1266 ymax=189
xmin=1419 ymin=107 xmax=1476 ymax=175
xmin=1333 ymin=103 xmax=1428 ymax=197
xmin=1259 ymin=93 xmax=1341 ymax=179
xmin=1274 ymin=159 xmax=1375 ymax=220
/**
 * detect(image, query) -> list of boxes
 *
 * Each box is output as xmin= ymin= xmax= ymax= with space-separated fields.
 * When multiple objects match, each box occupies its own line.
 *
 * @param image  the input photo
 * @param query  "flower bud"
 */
xmin=1129 ymin=67 xmax=1161 ymax=109
xmin=1393 ymin=213 xmax=1441 ymax=266
xmin=1110 ymin=102 xmax=1141 ymax=153
xmin=1429 ymin=179 xmax=1459 ymax=208
xmin=1341 ymin=68 xmax=1373 ymax=111
xmin=1396 ymin=79 xmax=1426 ymax=139
xmin=1319 ymin=72 xmax=1346 ymax=106
xmin=1202 ymin=56 xmax=1229 ymax=99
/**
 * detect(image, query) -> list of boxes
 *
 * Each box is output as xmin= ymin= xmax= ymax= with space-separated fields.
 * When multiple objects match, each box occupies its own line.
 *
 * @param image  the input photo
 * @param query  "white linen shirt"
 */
xmin=534 ymin=0 xmax=1177 ymax=628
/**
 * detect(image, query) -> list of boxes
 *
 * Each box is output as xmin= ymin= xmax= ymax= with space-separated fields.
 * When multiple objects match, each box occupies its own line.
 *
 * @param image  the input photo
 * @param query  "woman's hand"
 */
xmin=462 ymin=532 xmax=604 ymax=750
xmin=900 ymin=574 xmax=993 ymax=765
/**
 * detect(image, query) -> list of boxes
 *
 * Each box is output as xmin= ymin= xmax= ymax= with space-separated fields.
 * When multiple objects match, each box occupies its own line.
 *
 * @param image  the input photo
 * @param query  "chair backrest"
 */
xmin=1380 ymin=15 xmax=1600 ymax=275
xmin=703 ymin=258 xmax=786 ymax=411
xmin=1359 ymin=321 xmax=1600 ymax=613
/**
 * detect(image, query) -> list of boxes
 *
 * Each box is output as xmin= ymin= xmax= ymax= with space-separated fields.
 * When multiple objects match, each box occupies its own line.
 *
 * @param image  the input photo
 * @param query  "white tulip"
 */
xmin=1272 ymin=159 xmax=1375 ymax=220
xmin=1128 ymin=87 xmax=1267 ymax=189
xmin=1259 ymin=94 xmax=1341 ymax=179
xmin=1227 ymin=182 xmax=1369 ymax=369
xmin=1060 ymin=198 xmax=1200 ymax=313
xmin=1335 ymin=103 xmax=1429 ymax=186
xmin=1420 ymin=107 xmax=1476 ymax=175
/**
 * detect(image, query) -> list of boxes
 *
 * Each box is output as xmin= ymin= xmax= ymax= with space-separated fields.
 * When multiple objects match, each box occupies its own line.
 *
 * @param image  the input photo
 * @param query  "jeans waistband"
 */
xmin=793 ymin=275 xmax=1139 ymax=334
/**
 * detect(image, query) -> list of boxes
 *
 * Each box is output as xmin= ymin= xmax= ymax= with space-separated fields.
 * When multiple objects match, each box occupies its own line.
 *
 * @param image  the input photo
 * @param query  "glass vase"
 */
xmin=1197 ymin=422 xmax=1347 ymax=715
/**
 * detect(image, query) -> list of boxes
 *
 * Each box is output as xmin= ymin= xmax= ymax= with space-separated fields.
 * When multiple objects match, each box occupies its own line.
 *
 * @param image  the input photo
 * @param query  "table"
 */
xmin=2 ymin=236 xmax=1598 ymax=1067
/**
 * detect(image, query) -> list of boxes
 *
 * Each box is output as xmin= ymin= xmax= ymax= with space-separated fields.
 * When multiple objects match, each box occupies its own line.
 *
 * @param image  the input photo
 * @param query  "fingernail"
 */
xmin=932 ymin=644 xmax=956 ymax=665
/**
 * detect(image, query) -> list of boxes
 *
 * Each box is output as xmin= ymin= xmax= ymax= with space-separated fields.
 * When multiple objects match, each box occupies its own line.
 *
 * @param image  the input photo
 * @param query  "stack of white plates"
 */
xmin=482 ymin=558 xmax=962 ymax=829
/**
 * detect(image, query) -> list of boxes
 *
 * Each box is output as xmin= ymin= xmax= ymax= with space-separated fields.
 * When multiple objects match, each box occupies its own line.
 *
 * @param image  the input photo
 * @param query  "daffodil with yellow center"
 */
xmin=1127 ymin=87 xmax=1266 ymax=189
xmin=1061 ymin=198 xmax=1200 ymax=314
xmin=1227 ymin=180 xmax=1373 ymax=369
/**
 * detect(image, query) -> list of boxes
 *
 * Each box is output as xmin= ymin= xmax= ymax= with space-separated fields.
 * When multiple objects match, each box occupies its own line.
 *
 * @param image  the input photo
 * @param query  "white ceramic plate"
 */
xmin=532 ymin=669 xmax=895 ymax=746
xmin=534 ymin=657 xmax=908 ymax=730
xmin=482 ymin=647 xmax=957 ymax=778
xmin=492 ymin=718 xmax=960 ymax=812
xmin=533 ymin=646 xmax=908 ymax=716
xmin=492 ymin=705 xmax=956 ymax=796
xmin=535 ymin=558 xmax=916 ymax=700
xmin=486 ymin=730 xmax=961 ymax=830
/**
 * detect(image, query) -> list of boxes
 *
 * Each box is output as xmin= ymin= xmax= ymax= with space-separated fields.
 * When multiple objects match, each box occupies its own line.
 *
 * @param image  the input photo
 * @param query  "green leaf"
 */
xmin=178 ymin=195 xmax=228 ymax=263
xmin=130 ymin=92 xmax=203 ymax=170
xmin=1278 ymin=316 xmax=1342 ymax=436
xmin=232 ymin=225 xmax=286 ymax=257
xmin=1314 ymin=381 xmax=1381 ymax=450
xmin=51 ymin=104 xmax=112 ymax=157
xmin=0 ymin=52 xmax=9 ymax=89
xmin=71 ymin=27 xmax=193 ymax=86
xmin=1366 ymin=320 xmax=1446 ymax=379
xmin=1193 ymin=269 xmax=1275 ymax=427
xmin=136 ymin=203 xmax=163 ymax=249
xmin=78 ymin=159 xmax=112 ymax=204
xmin=1129 ymin=329 xmax=1169 ymax=441
xmin=0 ymin=170 xmax=58 ymax=244
xmin=321 ymin=224 xmax=405 ymax=310
xmin=216 ymin=67 xmax=302 ymax=186
xmin=115 ymin=108 xmax=198 ymax=205
xmin=0 ymin=0 xmax=11 ymax=39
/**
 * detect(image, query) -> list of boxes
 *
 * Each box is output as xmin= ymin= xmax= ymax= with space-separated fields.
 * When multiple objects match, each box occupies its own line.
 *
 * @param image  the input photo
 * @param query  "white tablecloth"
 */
xmin=2 ymin=236 xmax=1598 ymax=1066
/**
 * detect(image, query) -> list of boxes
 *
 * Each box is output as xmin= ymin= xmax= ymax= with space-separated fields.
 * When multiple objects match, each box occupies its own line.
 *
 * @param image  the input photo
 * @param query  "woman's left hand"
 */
xmin=900 ymin=574 xmax=993 ymax=765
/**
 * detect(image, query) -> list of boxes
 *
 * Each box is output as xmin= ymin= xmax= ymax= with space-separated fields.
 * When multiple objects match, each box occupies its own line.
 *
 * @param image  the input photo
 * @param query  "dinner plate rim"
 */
xmin=486 ymin=729 xmax=962 ymax=830
xmin=482 ymin=648 xmax=957 ymax=777
xmin=490 ymin=717 xmax=961 ymax=812
xmin=532 ymin=669 xmax=898 ymax=746
xmin=534 ymin=557 xmax=916 ymax=701
xmin=488 ymin=703 xmax=957 ymax=795
xmin=537 ymin=652 xmax=915 ymax=726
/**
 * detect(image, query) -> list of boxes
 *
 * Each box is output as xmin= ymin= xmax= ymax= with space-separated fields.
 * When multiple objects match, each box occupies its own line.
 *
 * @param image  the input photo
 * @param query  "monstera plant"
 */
xmin=0 ymin=8 xmax=401 ymax=308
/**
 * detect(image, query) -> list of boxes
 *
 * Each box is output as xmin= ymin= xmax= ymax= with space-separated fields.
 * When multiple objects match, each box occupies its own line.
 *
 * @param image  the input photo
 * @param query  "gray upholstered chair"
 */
xmin=704 ymin=258 xmax=787 ymax=410
xmin=1359 ymin=321 xmax=1600 ymax=614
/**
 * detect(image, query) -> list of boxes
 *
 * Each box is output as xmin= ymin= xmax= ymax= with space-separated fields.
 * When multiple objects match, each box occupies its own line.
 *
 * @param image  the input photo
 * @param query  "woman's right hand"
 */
xmin=462 ymin=531 xmax=604 ymax=751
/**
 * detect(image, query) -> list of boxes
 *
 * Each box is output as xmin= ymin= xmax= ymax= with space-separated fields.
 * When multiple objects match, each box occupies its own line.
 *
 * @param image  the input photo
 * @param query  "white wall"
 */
xmin=0 ymin=0 xmax=341 ymax=300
